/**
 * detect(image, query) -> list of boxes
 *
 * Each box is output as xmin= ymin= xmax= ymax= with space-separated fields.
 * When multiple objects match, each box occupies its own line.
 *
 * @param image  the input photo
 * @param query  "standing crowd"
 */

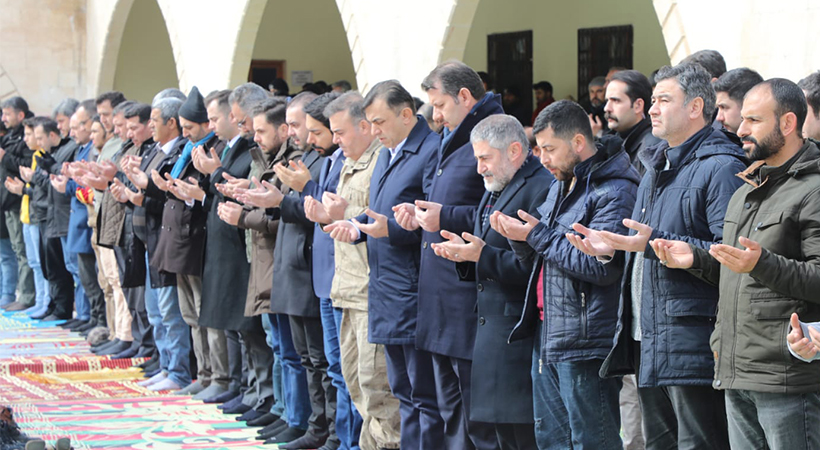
xmin=3 ymin=49 xmax=820 ymax=450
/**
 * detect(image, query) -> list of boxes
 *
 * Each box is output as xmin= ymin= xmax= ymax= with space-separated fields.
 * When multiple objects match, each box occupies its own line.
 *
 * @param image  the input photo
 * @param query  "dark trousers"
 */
xmin=226 ymin=330 xmax=244 ymax=394
xmin=638 ymin=385 xmax=729 ymax=450
xmin=726 ymin=389 xmax=820 ymax=450
xmin=38 ymin=229 xmax=73 ymax=319
xmin=384 ymin=344 xmax=445 ymax=450
xmin=124 ymin=285 xmax=153 ymax=354
xmin=77 ymin=252 xmax=105 ymax=325
xmin=239 ymin=317 xmax=274 ymax=410
xmin=289 ymin=314 xmax=336 ymax=441
xmin=431 ymin=353 xmax=498 ymax=450
xmin=495 ymin=423 xmax=537 ymax=450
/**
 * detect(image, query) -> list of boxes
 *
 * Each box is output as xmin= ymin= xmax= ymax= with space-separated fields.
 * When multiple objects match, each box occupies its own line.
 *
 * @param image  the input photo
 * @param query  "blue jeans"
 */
xmin=321 ymin=298 xmax=362 ymax=450
xmin=59 ymin=236 xmax=87 ymax=320
xmin=262 ymin=313 xmax=286 ymax=419
xmin=268 ymin=312 xmax=311 ymax=429
xmin=725 ymin=389 xmax=820 ymax=450
xmin=146 ymin=254 xmax=190 ymax=386
xmin=532 ymin=325 xmax=622 ymax=450
xmin=23 ymin=225 xmax=48 ymax=310
xmin=0 ymin=237 xmax=17 ymax=304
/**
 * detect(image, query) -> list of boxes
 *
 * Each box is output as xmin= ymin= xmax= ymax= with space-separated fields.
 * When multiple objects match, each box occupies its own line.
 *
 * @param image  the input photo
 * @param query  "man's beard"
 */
xmin=313 ymin=143 xmax=339 ymax=157
xmin=743 ymin=126 xmax=784 ymax=161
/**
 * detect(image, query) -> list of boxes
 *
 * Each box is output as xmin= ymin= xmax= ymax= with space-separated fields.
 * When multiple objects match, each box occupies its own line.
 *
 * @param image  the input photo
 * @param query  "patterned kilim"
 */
xmin=13 ymin=397 xmax=273 ymax=450
xmin=0 ymin=313 xmax=278 ymax=449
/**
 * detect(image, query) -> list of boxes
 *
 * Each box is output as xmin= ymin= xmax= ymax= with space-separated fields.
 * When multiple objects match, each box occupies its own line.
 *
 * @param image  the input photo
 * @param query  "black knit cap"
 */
xmin=179 ymin=86 xmax=208 ymax=123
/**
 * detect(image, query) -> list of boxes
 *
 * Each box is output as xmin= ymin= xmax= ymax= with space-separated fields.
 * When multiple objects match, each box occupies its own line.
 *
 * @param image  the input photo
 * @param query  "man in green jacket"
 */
xmin=651 ymin=78 xmax=820 ymax=450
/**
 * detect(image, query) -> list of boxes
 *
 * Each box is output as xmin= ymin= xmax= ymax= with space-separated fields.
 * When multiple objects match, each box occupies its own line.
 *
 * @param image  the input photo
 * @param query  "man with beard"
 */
xmin=569 ymin=63 xmax=747 ymax=450
xmin=798 ymin=71 xmax=820 ymax=140
xmin=0 ymin=97 xmax=36 ymax=312
xmin=603 ymin=70 xmax=661 ymax=176
xmin=237 ymin=92 xmax=321 ymax=445
xmin=713 ymin=68 xmax=764 ymax=135
xmin=151 ymin=89 xmax=228 ymax=398
xmin=656 ymin=79 xmax=820 ymax=450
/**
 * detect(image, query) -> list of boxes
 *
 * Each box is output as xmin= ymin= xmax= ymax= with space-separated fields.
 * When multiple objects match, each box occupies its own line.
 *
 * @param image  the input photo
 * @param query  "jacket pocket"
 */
xmin=754 ymin=211 xmax=783 ymax=231
xmin=749 ymin=291 xmax=804 ymax=320
xmin=665 ymin=296 xmax=717 ymax=318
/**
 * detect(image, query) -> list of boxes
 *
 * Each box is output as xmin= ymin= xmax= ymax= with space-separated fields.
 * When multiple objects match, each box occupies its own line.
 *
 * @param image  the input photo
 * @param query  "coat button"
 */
xmin=436 ymin=169 xmax=443 ymax=176
xmin=171 ymin=205 xmax=175 ymax=209
xmin=744 ymin=202 xmax=751 ymax=209
xmin=478 ymin=317 xmax=486 ymax=325
xmin=715 ymin=380 xmax=722 ymax=387
xmin=477 ymin=283 xmax=484 ymax=292
xmin=422 ymin=242 xmax=427 ymax=249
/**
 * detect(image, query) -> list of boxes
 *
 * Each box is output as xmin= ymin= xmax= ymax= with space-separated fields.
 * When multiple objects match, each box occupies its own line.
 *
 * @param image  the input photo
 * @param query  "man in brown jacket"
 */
xmin=652 ymin=79 xmax=820 ymax=450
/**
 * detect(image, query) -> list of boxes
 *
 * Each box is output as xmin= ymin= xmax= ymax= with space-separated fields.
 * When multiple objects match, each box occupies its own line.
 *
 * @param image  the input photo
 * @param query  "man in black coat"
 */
xmin=395 ymin=61 xmax=502 ymax=450
xmin=433 ymin=115 xmax=549 ymax=449
xmin=0 ymin=97 xmax=36 ymax=311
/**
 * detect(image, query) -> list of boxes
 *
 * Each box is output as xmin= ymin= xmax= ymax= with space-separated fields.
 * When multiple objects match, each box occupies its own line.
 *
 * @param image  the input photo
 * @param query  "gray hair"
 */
xmin=77 ymin=99 xmax=97 ymax=117
xmin=324 ymin=91 xmax=366 ymax=124
xmin=113 ymin=100 xmax=136 ymax=116
xmin=53 ymin=98 xmax=79 ymax=119
xmin=152 ymin=88 xmax=186 ymax=105
xmin=152 ymin=97 xmax=182 ymax=126
xmin=588 ymin=76 xmax=606 ymax=88
xmin=655 ymin=63 xmax=717 ymax=122
xmin=470 ymin=114 xmax=529 ymax=153
xmin=229 ymin=83 xmax=269 ymax=115
xmin=332 ymin=80 xmax=352 ymax=92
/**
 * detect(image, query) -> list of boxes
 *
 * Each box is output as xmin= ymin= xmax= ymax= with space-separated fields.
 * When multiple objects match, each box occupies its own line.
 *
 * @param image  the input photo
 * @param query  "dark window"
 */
xmin=577 ymin=25 xmax=633 ymax=101
xmin=248 ymin=60 xmax=286 ymax=91
xmin=488 ymin=30 xmax=533 ymax=126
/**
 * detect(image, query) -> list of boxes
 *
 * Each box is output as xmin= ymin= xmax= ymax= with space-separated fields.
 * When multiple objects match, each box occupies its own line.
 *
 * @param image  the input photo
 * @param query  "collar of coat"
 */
xmin=342 ymin=138 xmax=381 ymax=171
xmin=736 ymin=139 xmax=820 ymax=189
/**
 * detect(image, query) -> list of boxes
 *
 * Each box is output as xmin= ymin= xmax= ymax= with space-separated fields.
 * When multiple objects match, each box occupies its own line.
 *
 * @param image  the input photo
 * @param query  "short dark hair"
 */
xmin=124 ymin=103 xmax=151 ymax=124
xmin=610 ymin=70 xmax=653 ymax=115
xmin=95 ymin=91 xmax=126 ymax=108
xmin=287 ymin=91 xmax=318 ymax=112
xmin=204 ymin=89 xmax=232 ymax=115
xmin=798 ymin=71 xmax=820 ymax=119
xmin=754 ymin=78 xmax=808 ymax=136
xmin=23 ymin=116 xmax=47 ymax=130
xmin=113 ymin=100 xmax=136 ymax=116
xmin=655 ymin=63 xmax=716 ymax=121
xmin=78 ymin=99 xmax=97 ymax=116
xmin=713 ymin=68 xmax=763 ymax=105
xmin=34 ymin=117 xmax=60 ymax=136
xmin=304 ymin=92 xmax=341 ymax=129
xmin=532 ymin=100 xmax=594 ymax=143
xmin=1 ymin=96 xmax=30 ymax=114
xmin=533 ymin=81 xmax=553 ymax=93
xmin=421 ymin=61 xmax=486 ymax=101
xmin=477 ymin=71 xmax=492 ymax=90
xmin=363 ymin=80 xmax=416 ymax=115
xmin=251 ymin=97 xmax=288 ymax=127
xmin=91 ymin=114 xmax=104 ymax=128
xmin=680 ymin=49 xmax=727 ymax=79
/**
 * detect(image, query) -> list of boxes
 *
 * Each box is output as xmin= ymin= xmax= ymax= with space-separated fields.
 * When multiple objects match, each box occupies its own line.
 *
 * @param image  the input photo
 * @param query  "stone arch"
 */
xmin=227 ymin=0 xmax=269 ymax=89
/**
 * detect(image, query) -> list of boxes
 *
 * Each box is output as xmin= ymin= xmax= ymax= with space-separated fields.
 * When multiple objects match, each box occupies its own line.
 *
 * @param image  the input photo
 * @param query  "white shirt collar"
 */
xmin=160 ymin=136 xmax=179 ymax=155
xmin=389 ymin=137 xmax=407 ymax=162
xmin=227 ymin=134 xmax=241 ymax=148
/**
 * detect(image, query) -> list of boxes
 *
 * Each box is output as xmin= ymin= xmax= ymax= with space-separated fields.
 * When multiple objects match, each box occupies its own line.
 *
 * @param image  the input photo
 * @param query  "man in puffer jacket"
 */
xmin=570 ymin=63 xmax=747 ymax=450
xmin=497 ymin=100 xmax=639 ymax=449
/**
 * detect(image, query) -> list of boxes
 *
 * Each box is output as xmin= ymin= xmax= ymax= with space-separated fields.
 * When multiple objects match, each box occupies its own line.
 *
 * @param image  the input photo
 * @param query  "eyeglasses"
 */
xmin=237 ymin=116 xmax=248 ymax=127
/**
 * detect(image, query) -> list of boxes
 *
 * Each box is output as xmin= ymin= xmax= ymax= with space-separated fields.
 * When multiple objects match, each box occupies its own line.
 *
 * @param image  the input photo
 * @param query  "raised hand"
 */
xmin=490 ymin=209 xmax=539 ymax=242
xmin=325 ymin=220 xmax=359 ymax=243
xmin=304 ymin=195 xmax=332 ymax=224
xmin=415 ymin=200 xmax=443 ymax=233
xmin=788 ymin=313 xmax=820 ymax=360
xmin=392 ymin=202 xmax=419 ymax=231
xmin=322 ymin=192 xmax=349 ymax=221
xmin=432 ymin=230 xmax=485 ymax=262
xmin=273 ymin=160 xmax=311 ymax=192
xmin=50 ymin=174 xmax=69 ymax=194
xmin=709 ymin=236 xmax=761 ymax=274
xmin=352 ymin=208 xmax=389 ymax=238
xmin=596 ymin=219 xmax=653 ymax=253
xmin=217 ymin=201 xmax=243 ymax=226
xmin=192 ymin=146 xmax=221 ymax=175
xmin=566 ymin=223 xmax=615 ymax=258
xmin=649 ymin=238 xmax=694 ymax=269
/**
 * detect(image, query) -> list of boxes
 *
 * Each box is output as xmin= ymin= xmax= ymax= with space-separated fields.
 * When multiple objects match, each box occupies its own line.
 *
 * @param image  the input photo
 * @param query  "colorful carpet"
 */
xmin=0 ymin=311 xmax=279 ymax=449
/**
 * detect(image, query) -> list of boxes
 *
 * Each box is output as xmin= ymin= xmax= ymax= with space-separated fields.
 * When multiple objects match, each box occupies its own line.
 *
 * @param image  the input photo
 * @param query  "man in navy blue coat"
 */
xmin=394 ymin=61 xmax=502 ymax=450
xmin=326 ymin=80 xmax=443 ymax=450
xmin=433 ymin=114 xmax=550 ymax=449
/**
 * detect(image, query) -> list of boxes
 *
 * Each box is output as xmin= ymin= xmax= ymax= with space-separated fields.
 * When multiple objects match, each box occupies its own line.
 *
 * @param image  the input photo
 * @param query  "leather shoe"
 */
xmin=247 ymin=412 xmax=279 ymax=427
xmin=258 ymin=418 xmax=287 ymax=436
xmin=278 ymin=433 xmax=326 ymax=449
xmin=5 ymin=301 xmax=30 ymax=312
xmin=222 ymin=403 xmax=251 ymax=415
xmin=97 ymin=340 xmax=131 ymax=356
xmin=112 ymin=345 xmax=139 ymax=359
xmin=203 ymin=389 xmax=238 ymax=404
xmin=264 ymin=427 xmax=308 ymax=446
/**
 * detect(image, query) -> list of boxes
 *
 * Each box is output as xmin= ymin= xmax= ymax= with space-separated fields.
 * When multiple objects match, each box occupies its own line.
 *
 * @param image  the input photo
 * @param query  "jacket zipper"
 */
xmin=581 ymin=291 xmax=588 ymax=340
xmin=540 ymin=262 xmax=548 ymax=374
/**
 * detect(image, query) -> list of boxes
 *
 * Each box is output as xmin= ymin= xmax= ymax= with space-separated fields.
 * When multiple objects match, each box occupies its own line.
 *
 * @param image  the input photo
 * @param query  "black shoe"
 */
xmin=217 ymin=393 xmax=244 ymax=410
xmin=247 ymin=412 xmax=279 ymax=427
xmin=203 ymin=389 xmax=239 ymax=404
xmin=134 ymin=346 xmax=155 ymax=358
xmin=75 ymin=320 xmax=98 ymax=333
xmin=112 ymin=345 xmax=138 ymax=359
xmin=237 ymin=408 xmax=265 ymax=422
xmin=97 ymin=340 xmax=131 ymax=356
xmin=257 ymin=420 xmax=288 ymax=440
xmin=67 ymin=319 xmax=90 ymax=331
xmin=222 ymin=403 xmax=251 ymax=415
xmin=92 ymin=338 xmax=122 ymax=353
xmin=43 ymin=314 xmax=69 ymax=321
xmin=59 ymin=319 xmax=80 ymax=329
xmin=278 ymin=433 xmax=328 ymax=450
xmin=263 ymin=427 xmax=307 ymax=445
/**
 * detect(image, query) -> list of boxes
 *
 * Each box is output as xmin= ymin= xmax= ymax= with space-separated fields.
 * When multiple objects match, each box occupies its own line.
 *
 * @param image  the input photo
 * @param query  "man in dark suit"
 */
xmin=394 ymin=61 xmax=502 ymax=450
xmin=433 ymin=114 xmax=549 ymax=449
